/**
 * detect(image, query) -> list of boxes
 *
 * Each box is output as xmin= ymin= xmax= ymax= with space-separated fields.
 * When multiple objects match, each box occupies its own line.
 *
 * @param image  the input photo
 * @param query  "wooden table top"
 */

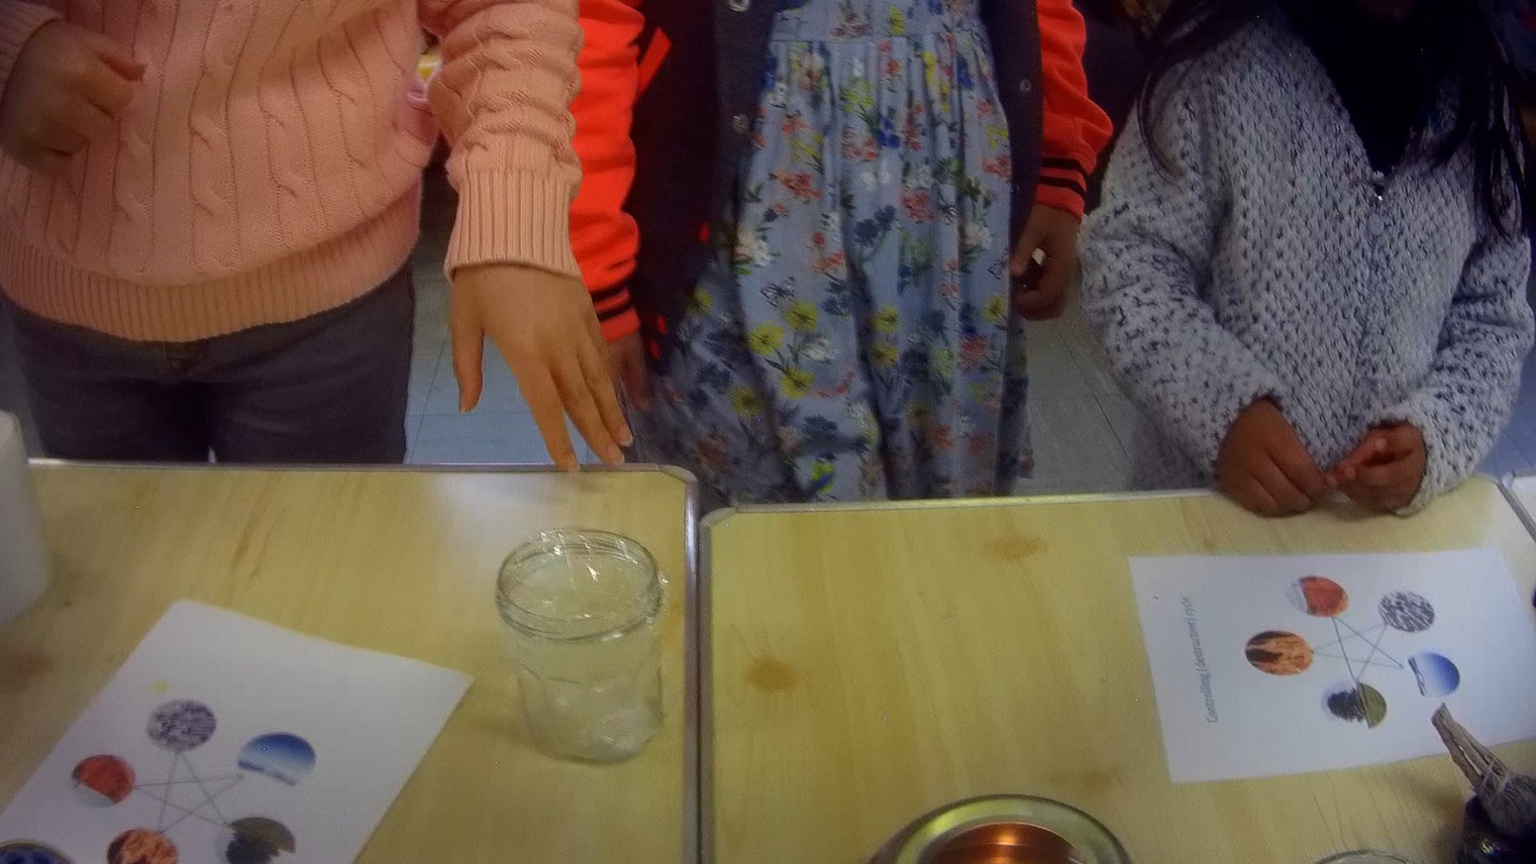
xmin=0 ymin=464 xmax=698 ymax=864
xmin=702 ymin=479 xmax=1536 ymax=864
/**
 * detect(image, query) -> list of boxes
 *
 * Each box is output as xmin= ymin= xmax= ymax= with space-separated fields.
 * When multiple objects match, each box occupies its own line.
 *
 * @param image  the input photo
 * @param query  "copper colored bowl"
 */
xmin=870 ymin=795 xmax=1129 ymax=864
xmin=925 ymin=821 xmax=1084 ymax=864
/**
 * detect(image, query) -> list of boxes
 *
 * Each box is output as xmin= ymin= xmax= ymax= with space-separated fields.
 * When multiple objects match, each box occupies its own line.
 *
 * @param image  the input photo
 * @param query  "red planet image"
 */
xmin=1287 ymin=575 xmax=1349 ymax=617
xmin=71 ymin=755 xmax=135 ymax=806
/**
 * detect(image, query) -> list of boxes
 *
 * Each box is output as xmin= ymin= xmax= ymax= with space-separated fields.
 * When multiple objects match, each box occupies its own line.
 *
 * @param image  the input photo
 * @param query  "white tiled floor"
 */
xmin=391 ymin=166 xmax=1536 ymax=483
xmin=1014 ymin=300 xmax=1138 ymax=494
xmin=3 ymin=168 xmax=1535 ymax=491
xmin=394 ymin=209 xmax=1144 ymax=482
xmin=400 ymin=220 xmax=1536 ymax=488
xmin=1485 ymin=358 xmax=1536 ymax=476
xmin=402 ymin=255 xmax=594 ymax=466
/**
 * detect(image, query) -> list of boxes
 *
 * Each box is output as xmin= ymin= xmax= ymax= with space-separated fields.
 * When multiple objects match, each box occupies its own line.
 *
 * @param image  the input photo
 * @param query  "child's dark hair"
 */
xmin=1137 ymin=0 xmax=1531 ymax=235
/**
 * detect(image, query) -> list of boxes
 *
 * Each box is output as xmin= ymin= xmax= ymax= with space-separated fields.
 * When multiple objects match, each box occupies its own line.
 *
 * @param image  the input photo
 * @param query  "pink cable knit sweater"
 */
xmin=0 ymin=0 xmax=580 ymax=342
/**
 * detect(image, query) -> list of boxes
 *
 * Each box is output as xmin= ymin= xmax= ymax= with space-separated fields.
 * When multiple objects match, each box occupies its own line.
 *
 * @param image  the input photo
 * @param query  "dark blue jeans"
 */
xmin=6 ymin=266 xmax=413 ymax=464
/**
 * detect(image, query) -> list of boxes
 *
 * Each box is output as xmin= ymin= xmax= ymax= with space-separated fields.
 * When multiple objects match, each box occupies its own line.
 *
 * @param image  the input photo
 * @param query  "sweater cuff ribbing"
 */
xmin=600 ymin=306 xmax=640 ymax=341
xmin=0 ymin=3 xmax=60 ymax=93
xmin=1037 ymin=154 xmax=1093 ymax=220
xmin=1033 ymin=184 xmax=1087 ymax=221
xmin=1371 ymin=397 xmax=1453 ymax=517
xmin=445 ymin=170 xmax=580 ymax=280
xmin=591 ymin=282 xmax=640 ymax=341
xmin=1193 ymin=377 xmax=1283 ymax=478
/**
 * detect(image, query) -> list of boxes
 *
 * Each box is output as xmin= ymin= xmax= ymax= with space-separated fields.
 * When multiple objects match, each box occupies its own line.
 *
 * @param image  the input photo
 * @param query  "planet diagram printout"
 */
xmin=0 ymin=601 xmax=472 ymax=864
xmin=1129 ymin=549 xmax=1536 ymax=783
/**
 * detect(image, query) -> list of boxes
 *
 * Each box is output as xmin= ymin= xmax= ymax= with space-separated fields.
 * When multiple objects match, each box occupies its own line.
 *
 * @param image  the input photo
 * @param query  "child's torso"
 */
xmin=2 ymin=0 xmax=432 ymax=284
xmin=1196 ymin=15 xmax=1494 ymax=468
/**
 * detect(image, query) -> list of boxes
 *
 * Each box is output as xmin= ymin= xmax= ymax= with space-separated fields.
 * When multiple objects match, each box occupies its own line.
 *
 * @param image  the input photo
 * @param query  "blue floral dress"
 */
xmin=634 ymin=0 xmax=1030 ymax=504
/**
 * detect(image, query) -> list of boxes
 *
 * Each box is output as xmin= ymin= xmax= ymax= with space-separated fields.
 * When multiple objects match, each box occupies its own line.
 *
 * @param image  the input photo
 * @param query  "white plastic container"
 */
xmin=0 ymin=412 xmax=48 ymax=625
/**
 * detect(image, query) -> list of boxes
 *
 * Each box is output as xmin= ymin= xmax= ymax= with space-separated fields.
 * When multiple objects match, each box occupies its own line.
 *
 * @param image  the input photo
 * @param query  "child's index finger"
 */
xmin=1375 ymin=425 xmax=1422 ymax=458
xmin=1355 ymin=457 xmax=1416 ymax=490
xmin=1333 ymin=432 xmax=1389 ymax=478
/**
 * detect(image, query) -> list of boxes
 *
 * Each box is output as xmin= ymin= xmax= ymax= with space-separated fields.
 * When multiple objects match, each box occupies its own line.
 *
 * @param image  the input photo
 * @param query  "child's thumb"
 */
xmin=77 ymin=30 xmax=146 ymax=81
xmin=1010 ymin=218 xmax=1047 ymax=278
xmin=1010 ymin=241 xmax=1044 ymax=280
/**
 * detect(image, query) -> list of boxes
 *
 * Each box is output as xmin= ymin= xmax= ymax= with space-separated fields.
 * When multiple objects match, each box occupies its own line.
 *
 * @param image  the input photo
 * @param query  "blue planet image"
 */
xmin=0 ymin=841 xmax=73 ymax=864
xmin=238 ymin=734 xmax=316 ymax=786
xmin=1409 ymin=652 xmax=1461 ymax=698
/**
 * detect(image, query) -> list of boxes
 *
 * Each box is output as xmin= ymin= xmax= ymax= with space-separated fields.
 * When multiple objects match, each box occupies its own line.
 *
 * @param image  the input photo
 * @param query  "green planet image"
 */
xmin=217 ymin=817 xmax=295 ymax=864
xmin=1322 ymin=681 xmax=1388 ymax=729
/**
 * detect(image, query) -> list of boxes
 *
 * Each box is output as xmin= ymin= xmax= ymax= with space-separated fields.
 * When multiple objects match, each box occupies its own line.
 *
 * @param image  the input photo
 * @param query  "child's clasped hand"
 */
xmin=1330 ymin=425 xmax=1428 ymax=512
xmin=1217 ymin=398 xmax=1331 ymax=517
xmin=1219 ymin=398 xmax=1427 ymax=517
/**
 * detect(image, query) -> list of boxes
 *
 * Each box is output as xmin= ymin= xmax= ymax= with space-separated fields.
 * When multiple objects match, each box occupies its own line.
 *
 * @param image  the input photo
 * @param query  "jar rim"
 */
xmin=496 ymin=529 xmax=663 ymax=641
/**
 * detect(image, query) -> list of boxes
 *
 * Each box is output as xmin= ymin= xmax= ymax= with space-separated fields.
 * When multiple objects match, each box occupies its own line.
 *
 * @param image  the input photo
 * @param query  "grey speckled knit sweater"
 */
xmin=1081 ymin=9 xmax=1535 ymax=511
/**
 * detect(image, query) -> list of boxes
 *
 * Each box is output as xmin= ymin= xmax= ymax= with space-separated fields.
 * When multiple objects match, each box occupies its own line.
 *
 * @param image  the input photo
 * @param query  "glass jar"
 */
xmin=495 ymin=529 xmax=665 ymax=762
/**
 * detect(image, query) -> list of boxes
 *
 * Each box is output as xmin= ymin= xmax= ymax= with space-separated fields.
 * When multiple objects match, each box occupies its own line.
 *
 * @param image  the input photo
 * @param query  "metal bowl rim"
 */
xmin=1311 ymin=853 xmax=1417 ymax=864
xmin=883 ymin=794 xmax=1131 ymax=864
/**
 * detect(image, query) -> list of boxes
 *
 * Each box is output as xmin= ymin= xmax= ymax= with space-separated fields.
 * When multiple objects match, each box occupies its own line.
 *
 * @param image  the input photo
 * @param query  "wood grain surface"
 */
xmin=705 ymin=480 xmax=1536 ymax=864
xmin=0 ymin=465 xmax=695 ymax=864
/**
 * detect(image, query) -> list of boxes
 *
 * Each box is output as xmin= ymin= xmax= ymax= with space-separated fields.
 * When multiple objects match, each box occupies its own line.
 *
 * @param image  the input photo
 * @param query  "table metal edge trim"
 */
xmin=680 ymin=469 xmax=702 ymax=864
xmin=700 ymin=510 xmax=720 ymax=864
xmin=712 ymin=488 xmax=1212 ymax=518
xmin=28 ymin=458 xmax=689 ymax=476
xmin=1499 ymin=473 xmax=1536 ymax=545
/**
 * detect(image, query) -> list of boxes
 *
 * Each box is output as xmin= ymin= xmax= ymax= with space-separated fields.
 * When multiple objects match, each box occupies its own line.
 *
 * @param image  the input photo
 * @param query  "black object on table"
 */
xmin=1457 ymin=798 xmax=1536 ymax=864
